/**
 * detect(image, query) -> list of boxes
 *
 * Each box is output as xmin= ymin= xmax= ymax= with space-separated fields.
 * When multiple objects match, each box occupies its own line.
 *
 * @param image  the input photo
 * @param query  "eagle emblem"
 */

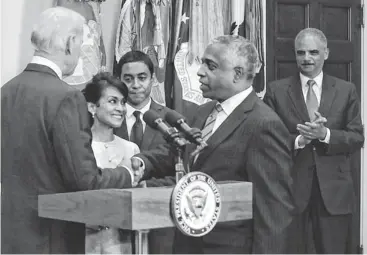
xmin=171 ymin=172 xmax=221 ymax=237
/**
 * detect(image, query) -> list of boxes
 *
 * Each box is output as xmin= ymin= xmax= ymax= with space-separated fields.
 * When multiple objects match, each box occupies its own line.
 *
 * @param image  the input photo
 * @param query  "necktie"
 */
xmin=201 ymin=103 xmax=223 ymax=141
xmin=306 ymin=79 xmax=319 ymax=121
xmin=191 ymin=103 xmax=223 ymax=165
xmin=130 ymin=111 xmax=143 ymax=147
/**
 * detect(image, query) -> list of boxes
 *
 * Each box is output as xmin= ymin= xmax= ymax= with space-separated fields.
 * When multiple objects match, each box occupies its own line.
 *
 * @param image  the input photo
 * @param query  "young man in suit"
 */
xmin=263 ymin=28 xmax=364 ymax=253
xmin=133 ymin=35 xmax=295 ymax=254
xmin=114 ymin=50 xmax=176 ymax=254
xmin=1 ymin=7 xmax=136 ymax=254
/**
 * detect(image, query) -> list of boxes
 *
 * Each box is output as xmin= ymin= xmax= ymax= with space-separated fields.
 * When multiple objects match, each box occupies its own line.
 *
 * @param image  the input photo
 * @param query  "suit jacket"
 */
xmin=1 ymin=64 xmax=132 ymax=254
xmin=263 ymin=74 xmax=364 ymax=214
xmin=114 ymin=100 xmax=176 ymax=186
xmin=140 ymin=91 xmax=295 ymax=254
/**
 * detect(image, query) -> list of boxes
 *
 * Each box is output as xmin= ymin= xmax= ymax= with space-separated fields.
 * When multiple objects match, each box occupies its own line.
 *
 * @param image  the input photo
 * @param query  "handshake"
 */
xmin=118 ymin=156 xmax=145 ymax=187
xmin=131 ymin=157 xmax=145 ymax=187
xmin=120 ymin=109 xmax=206 ymax=187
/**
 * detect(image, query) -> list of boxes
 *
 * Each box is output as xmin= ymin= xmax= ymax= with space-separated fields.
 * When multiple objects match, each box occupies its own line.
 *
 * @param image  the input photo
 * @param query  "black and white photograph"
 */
xmin=1 ymin=0 xmax=367 ymax=254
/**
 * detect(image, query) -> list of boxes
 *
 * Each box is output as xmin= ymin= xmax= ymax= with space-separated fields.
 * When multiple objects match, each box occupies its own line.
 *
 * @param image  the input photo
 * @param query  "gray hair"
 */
xmin=31 ymin=7 xmax=85 ymax=55
xmin=295 ymin=28 xmax=328 ymax=48
xmin=211 ymin=35 xmax=260 ymax=80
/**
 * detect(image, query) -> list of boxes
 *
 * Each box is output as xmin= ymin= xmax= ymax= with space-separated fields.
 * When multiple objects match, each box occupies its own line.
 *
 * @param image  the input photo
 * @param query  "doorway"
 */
xmin=266 ymin=0 xmax=363 ymax=252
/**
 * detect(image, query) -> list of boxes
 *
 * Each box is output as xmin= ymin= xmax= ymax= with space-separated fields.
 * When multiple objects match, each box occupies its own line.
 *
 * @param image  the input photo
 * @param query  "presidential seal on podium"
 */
xmin=171 ymin=172 xmax=221 ymax=237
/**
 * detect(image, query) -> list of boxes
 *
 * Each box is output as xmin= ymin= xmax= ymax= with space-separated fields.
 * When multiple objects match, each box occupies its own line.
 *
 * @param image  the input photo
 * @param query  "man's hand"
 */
xmin=297 ymin=111 xmax=328 ymax=140
xmin=298 ymin=135 xmax=312 ymax=147
xmin=313 ymin=111 xmax=327 ymax=124
xmin=131 ymin=157 xmax=144 ymax=185
xmin=117 ymin=157 xmax=139 ymax=186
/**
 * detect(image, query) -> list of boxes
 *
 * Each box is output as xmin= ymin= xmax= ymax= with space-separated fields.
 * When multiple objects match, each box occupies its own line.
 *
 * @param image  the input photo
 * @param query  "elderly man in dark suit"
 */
xmin=114 ymin=50 xmax=177 ymax=254
xmin=133 ymin=35 xmax=295 ymax=254
xmin=263 ymin=28 xmax=364 ymax=254
xmin=1 ymin=7 xmax=136 ymax=254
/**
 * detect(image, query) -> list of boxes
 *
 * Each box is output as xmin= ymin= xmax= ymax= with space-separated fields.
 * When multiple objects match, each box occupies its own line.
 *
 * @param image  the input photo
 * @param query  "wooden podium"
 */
xmin=38 ymin=181 xmax=252 ymax=254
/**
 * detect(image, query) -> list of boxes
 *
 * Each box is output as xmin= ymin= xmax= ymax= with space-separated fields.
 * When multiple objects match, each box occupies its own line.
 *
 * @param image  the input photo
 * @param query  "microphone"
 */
xmin=165 ymin=110 xmax=208 ymax=147
xmin=143 ymin=110 xmax=187 ymax=147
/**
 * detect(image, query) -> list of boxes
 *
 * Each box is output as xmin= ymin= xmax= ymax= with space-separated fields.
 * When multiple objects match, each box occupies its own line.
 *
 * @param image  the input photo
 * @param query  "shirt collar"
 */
xmin=299 ymin=71 xmax=323 ymax=90
xmin=30 ymin=56 xmax=62 ymax=79
xmin=219 ymin=86 xmax=253 ymax=116
xmin=126 ymin=98 xmax=152 ymax=118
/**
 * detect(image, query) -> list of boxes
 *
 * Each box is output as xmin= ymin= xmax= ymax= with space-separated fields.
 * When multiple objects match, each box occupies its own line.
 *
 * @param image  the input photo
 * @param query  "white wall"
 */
xmin=0 ymin=0 xmax=122 ymax=86
xmin=1 ymin=0 xmax=54 ymax=85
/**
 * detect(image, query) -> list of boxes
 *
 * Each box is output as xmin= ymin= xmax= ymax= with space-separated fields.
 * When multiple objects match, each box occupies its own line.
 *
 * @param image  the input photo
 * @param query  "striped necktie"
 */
xmin=201 ymin=103 xmax=223 ymax=141
xmin=306 ymin=79 xmax=319 ymax=121
xmin=191 ymin=103 xmax=223 ymax=165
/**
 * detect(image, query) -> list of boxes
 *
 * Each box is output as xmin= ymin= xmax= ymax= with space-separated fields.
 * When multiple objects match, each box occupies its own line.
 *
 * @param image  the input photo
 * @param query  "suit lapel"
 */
xmin=287 ymin=76 xmax=310 ymax=122
xmin=318 ymin=74 xmax=336 ymax=118
xmin=141 ymin=100 xmax=162 ymax=150
xmin=193 ymin=91 xmax=257 ymax=170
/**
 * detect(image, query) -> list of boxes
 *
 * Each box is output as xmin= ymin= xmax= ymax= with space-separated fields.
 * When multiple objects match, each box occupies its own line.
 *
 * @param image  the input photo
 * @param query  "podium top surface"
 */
xmin=38 ymin=181 xmax=252 ymax=230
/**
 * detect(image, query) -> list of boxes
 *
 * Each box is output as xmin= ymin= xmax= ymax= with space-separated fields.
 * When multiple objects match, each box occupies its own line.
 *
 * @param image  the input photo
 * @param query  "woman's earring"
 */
xmin=92 ymin=112 xmax=95 ymax=118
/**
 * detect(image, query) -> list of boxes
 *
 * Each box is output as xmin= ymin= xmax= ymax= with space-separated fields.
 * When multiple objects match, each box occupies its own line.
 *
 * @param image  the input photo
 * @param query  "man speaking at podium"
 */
xmin=133 ymin=35 xmax=295 ymax=254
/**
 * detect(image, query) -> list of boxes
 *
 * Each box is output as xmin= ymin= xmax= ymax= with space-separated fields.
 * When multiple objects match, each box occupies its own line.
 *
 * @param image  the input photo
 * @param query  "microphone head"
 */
xmin=143 ymin=110 xmax=161 ymax=129
xmin=165 ymin=110 xmax=186 ymax=127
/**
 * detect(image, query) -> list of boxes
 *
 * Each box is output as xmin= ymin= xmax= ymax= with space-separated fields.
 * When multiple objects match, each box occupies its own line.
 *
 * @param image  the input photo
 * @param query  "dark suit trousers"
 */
xmin=291 ymin=168 xmax=352 ymax=254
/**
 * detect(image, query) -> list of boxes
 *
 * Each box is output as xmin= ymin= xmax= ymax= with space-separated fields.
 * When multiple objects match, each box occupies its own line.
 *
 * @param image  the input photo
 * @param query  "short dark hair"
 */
xmin=115 ymin=50 xmax=154 ymax=78
xmin=82 ymin=72 xmax=128 ymax=126
xmin=83 ymin=72 xmax=128 ymax=104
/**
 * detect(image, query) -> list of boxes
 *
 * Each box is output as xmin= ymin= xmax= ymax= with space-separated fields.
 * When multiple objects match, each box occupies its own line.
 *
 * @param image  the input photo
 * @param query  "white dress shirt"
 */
xmin=125 ymin=98 xmax=152 ymax=138
xmin=300 ymin=71 xmax=323 ymax=103
xmin=30 ymin=56 xmax=62 ymax=79
xmin=212 ymin=86 xmax=254 ymax=134
xmin=295 ymin=71 xmax=331 ymax=149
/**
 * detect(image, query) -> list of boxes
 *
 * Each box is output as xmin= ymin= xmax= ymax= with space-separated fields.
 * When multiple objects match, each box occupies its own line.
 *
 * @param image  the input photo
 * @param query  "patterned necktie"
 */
xmin=191 ymin=103 xmax=223 ymax=165
xmin=306 ymin=79 xmax=319 ymax=121
xmin=201 ymin=103 xmax=223 ymax=141
xmin=130 ymin=111 xmax=143 ymax=147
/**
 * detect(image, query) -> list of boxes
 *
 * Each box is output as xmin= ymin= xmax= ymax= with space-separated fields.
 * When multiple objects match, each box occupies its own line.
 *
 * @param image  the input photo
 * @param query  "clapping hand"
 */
xmin=297 ymin=111 xmax=328 ymax=141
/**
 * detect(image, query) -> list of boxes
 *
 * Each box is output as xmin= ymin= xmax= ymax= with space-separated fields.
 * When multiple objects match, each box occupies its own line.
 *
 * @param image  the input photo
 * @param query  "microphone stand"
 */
xmin=175 ymin=146 xmax=185 ymax=182
xmin=163 ymin=126 xmax=188 ymax=182
xmin=174 ymin=130 xmax=207 ymax=182
xmin=135 ymin=138 xmax=187 ymax=255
